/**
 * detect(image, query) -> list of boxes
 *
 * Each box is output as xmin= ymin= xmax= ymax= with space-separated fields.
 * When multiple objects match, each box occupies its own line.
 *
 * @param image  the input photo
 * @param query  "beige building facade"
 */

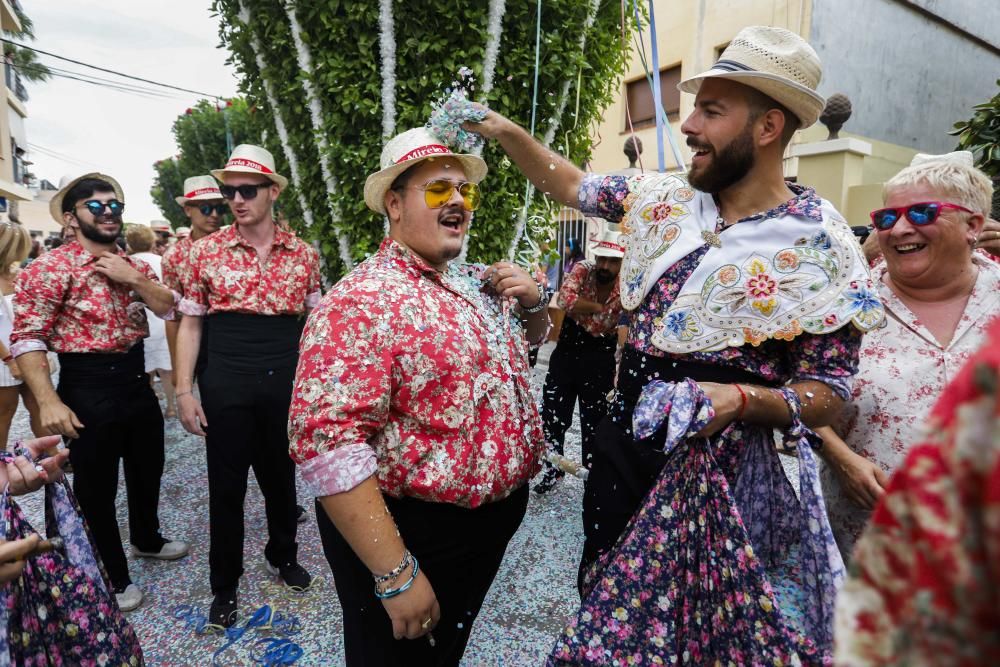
xmin=0 ymin=0 xmax=32 ymax=213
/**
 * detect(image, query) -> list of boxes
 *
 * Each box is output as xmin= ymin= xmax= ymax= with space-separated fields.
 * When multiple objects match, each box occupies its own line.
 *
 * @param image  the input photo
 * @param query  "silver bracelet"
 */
xmin=523 ymin=281 xmax=547 ymax=314
xmin=373 ymin=549 xmax=411 ymax=585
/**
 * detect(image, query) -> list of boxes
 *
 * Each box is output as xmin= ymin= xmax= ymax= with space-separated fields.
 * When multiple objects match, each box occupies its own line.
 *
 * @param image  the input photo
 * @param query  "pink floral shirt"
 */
xmin=179 ymin=225 xmax=321 ymax=316
xmin=556 ymin=260 xmax=622 ymax=337
xmin=288 ymin=238 xmax=544 ymax=508
xmin=822 ymin=255 xmax=1000 ymax=557
xmin=10 ymin=242 xmax=163 ymax=356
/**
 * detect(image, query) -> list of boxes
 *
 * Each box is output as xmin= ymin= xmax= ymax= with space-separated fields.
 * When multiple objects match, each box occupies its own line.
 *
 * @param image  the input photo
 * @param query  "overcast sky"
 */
xmin=23 ymin=0 xmax=239 ymax=223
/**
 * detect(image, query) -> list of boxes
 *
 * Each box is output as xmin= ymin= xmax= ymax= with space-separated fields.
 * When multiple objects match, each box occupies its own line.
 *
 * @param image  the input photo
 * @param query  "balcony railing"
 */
xmin=4 ymin=63 xmax=27 ymax=103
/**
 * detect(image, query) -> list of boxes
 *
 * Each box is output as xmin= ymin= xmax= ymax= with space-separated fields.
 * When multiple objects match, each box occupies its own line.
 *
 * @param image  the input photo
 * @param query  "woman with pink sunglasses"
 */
xmin=817 ymin=151 xmax=1000 ymax=560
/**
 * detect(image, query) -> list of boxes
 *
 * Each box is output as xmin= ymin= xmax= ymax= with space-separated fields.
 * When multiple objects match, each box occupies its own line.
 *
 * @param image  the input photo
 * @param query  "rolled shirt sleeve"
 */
xmin=10 ymin=260 xmax=69 ymax=357
xmin=556 ymin=262 xmax=589 ymax=312
xmin=305 ymin=245 xmax=323 ymax=310
xmin=578 ymin=173 xmax=629 ymax=222
xmin=289 ymin=291 xmax=393 ymax=497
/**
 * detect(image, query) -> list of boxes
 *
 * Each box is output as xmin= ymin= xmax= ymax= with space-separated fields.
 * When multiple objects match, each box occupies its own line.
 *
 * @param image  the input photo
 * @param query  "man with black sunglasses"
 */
xmin=175 ymin=145 xmax=321 ymax=628
xmin=162 ymin=175 xmax=225 ymax=375
xmin=10 ymin=173 xmax=189 ymax=613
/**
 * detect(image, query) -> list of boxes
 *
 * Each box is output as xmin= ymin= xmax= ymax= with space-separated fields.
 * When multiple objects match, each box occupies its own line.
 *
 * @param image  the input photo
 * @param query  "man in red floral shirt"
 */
xmin=175 ymin=145 xmax=321 ymax=628
xmin=535 ymin=226 xmax=624 ymax=494
xmin=288 ymin=127 xmax=548 ymax=665
xmin=11 ymin=173 xmax=189 ymax=612
xmin=161 ymin=174 xmax=224 ymax=373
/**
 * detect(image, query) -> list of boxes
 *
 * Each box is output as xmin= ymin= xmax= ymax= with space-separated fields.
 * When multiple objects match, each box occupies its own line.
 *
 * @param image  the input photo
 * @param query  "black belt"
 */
xmin=57 ymin=341 xmax=146 ymax=386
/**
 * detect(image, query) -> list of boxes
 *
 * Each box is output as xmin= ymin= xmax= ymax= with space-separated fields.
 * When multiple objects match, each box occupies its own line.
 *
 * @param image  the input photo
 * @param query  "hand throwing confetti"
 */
xmin=426 ymin=67 xmax=489 ymax=152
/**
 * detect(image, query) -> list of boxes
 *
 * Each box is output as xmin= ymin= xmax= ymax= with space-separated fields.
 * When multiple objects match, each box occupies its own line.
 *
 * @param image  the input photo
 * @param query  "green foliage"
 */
xmin=951 ymin=79 xmax=1000 ymax=178
xmin=4 ymin=3 xmax=51 ymax=83
xmin=211 ymin=0 xmax=635 ymax=279
xmin=150 ymin=98 xmax=259 ymax=228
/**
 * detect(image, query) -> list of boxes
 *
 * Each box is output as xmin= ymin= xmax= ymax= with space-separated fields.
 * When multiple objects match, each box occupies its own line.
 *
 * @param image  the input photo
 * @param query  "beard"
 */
xmin=687 ymin=122 xmax=756 ymax=194
xmin=75 ymin=216 xmax=122 ymax=244
xmin=595 ymin=269 xmax=617 ymax=284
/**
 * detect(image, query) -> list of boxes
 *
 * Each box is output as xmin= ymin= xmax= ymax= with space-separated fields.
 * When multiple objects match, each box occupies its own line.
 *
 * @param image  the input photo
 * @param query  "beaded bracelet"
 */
xmin=372 ymin=549 xmax=411 ymax=585
xmin=523 ymin=281 xmax=547 ymax=314
xmin=374 ymin=555 xmax=420 ymax=600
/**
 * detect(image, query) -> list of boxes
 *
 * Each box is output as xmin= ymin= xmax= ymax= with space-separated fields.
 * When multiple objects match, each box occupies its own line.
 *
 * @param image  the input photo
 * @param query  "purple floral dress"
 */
xmin=0 ymin=447 xmax=143 ymax=666
xmin=545 ymin=176 xmax=861 ymax=665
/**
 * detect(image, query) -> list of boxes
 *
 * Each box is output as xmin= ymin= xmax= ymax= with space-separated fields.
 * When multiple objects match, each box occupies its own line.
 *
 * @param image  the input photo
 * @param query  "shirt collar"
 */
xmin=380 ymin=237 xmax=448 ymax=281
xmin=714 ymin=182 xmax=824 ymax=224
xmin=69 ymin=240 xmax=127 ymax=267
xmin=225 ymin=223 xmax=298 ymax=250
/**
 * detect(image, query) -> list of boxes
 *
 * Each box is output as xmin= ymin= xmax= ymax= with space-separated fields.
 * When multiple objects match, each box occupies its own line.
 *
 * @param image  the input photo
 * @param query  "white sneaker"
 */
xmin=115 ymin=584 xmax=143 ymax=612
xmin=131 ymin=540 xmax=190 ymax=560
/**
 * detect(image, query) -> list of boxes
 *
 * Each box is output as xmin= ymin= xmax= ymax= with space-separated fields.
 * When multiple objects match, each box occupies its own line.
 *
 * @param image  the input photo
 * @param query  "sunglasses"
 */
xmin=197 ymin=203 xmax=228 ymax=216
xmin=413 ymin=179 xmax=482 ymax=212
xmin=77 ymin=199 xmax=124 ymax=217
xmin=870 ymin=201 xmax=974 ymax=231
xmin=219 ymin=182 xmax=271 ymax=201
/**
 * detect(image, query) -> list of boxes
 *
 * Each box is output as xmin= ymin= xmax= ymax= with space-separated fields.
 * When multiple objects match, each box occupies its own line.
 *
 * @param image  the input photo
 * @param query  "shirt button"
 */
xmin=268 ymin=370 xmax=274 ymax=376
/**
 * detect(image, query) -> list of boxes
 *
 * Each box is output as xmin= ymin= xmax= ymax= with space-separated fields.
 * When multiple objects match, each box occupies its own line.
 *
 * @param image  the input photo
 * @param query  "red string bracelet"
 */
xmin=734 ymin=383 xmax=748 ymax=420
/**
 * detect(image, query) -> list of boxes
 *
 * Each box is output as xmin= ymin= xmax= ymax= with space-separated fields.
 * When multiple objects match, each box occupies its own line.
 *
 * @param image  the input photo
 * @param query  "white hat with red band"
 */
xmin=364 ymin=127 xmax=488 ymax=215
xmin=174 ymin=175 xmax=223 ymax=206
xmin=590 ymin=227 xmax=625 ymax=259
xmin=211 ymin=144 xmax=288 ymax=189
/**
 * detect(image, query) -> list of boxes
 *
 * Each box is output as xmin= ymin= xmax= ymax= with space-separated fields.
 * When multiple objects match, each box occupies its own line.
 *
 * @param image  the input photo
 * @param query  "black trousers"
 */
xmin=317 ymin=486 xmax=529 ymax=667
xmin=58 ymin=345 xmax=166 ymax=590
xmin=200 ymin=362 xmax=299 ymax=593
xmin=541 ymin=317 xmax=616 ymax=469
xmin=199 ymin=313 xmax=303 ymax=594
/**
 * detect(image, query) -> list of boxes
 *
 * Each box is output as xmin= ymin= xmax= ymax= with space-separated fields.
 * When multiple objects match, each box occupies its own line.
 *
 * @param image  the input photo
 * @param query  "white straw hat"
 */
xmin=175 ymin=175 xmax=223 ymax=205
xmin=364 ymin=127 xmax=488 ymax=214
xmin=590 ymin=227 xmax=625 ymax=258
xmin=49 ymin=172 xmax=125 ymax=226
xmin=150 ymin=220 xmax=173 ymax=235
xmin=678 ymin=26 xmax=826 ymax=128
xmin=211 ymin=144 xmax=288 ymax=189
xmin=175 ymin=226 xmax=192 ymax=238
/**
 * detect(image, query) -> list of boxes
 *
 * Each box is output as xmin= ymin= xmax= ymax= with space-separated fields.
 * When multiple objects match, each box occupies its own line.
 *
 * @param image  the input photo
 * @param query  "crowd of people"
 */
xmin=0 ymin=22 xmax=997 ymax=667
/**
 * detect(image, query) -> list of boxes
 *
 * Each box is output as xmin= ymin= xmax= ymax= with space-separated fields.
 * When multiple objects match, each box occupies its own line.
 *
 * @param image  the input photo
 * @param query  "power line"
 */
xmin=12 ymin=64 xmax=189 ymax=100
xmin=25 ymin=62 xmax=189 ymax=98
xmin=1 ymin=38 xmax=224 ymax=98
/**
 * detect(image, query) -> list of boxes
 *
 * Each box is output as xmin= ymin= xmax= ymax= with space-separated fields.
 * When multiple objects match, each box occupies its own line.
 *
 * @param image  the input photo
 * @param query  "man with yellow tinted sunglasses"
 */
xmin=288 ymin=127 xmax=548 ymax=665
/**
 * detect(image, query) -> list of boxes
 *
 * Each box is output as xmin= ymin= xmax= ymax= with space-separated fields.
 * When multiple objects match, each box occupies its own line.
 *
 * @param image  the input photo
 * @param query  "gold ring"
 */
xmin=422 ymin=617 xmax=433 ymax=629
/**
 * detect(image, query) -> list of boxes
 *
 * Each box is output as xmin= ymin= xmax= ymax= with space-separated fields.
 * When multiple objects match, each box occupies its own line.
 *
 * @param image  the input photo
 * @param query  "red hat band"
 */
xmin=226 ymin=158 xmax=274 ymax=174
xmin=396 ymin=144 xmax=450 ymax=164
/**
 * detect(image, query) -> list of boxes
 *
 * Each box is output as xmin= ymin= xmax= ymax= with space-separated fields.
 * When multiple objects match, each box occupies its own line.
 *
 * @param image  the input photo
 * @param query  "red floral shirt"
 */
xmin=289 ymin=238 xmax=544 ymax=508
xmin=179 ymin=225 xmax=321 ymax=316
xmin=160 ymin=235 xmax=194 ymax=294
xmin=556 ymin=260 xmax=623 ymax=336
xmin=11 ymin=241 xmax=160 ymax=356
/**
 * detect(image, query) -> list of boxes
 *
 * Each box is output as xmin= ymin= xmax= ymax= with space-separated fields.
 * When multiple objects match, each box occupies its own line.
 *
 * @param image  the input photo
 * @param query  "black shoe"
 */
xmin=210 ymin=589 xmax=238 ymax=628
xmin=533 ymin=467 xmax=564 ymax=495
xmin=296 ymin=504 xmax=308 ymax=523
xmin=265 ymin=560 xmax=313 ymax=590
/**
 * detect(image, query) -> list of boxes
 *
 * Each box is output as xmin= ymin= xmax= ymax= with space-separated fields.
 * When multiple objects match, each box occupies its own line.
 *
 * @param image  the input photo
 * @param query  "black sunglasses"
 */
xmin=197 ymin=203 xmax=228 ymax=216
xmin=219 ymin=182 xmax=271 ymax=201
xmin=77 ymin=199 xmax=124 ymax=217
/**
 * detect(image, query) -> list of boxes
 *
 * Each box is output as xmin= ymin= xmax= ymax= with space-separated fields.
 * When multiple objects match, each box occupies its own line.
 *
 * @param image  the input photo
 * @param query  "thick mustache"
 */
xmin=687 ymin=139 xmax=711 ymax=151
xmin=437 ymin=205 xmax=465 ymax=222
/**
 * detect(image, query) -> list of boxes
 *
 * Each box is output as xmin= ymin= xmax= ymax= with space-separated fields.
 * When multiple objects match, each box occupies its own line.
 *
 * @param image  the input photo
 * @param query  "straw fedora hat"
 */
xmin=175 ymin=175 xmax=223 ymax=205
xmin=49 ymin=172 xmax=125 ymax=226
xmin=590 ymin=227 xmax=625 ymax=258
xmin=211 ymin=144 xmax=288 ymax=189
xmin=150 ymin=220 xmax=173 ymax=235
xmin=364 ymin=127 xmax=488 ymax=215
xmin=678 ymin=26 xmax=826 ymax=128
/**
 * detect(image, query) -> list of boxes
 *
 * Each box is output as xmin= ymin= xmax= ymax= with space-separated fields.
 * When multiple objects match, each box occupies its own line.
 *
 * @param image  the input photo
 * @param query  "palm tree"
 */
xmin=4 ymin=3 xmax=51 ymax=84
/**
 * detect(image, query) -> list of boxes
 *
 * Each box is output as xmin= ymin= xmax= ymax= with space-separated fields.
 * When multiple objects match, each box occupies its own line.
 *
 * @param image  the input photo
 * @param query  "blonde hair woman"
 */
xmin=125 ymin=224 xmax=176 ymax=418
xmin=819 ymin=153 xmax=999 ymax=559
xmin=0 ymin=222 xmax=46 ymax=446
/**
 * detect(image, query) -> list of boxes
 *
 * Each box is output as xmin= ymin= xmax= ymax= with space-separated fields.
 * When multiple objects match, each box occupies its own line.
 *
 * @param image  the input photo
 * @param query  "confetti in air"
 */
xmin=426 ymin=67 xmax=489 ymax=153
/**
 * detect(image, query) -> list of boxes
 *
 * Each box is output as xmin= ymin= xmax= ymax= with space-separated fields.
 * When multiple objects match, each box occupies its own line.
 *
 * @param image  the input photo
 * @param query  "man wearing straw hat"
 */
xmin=161 ymin=175 xmax=225 ymax=377
xmin=473 ymin=26 xmax=884 ymax=660
xmin=288 ymin=127 xmax=548 ymax=665
xmin=175 ymin=145 xmax=320 ymax=628
xmin=10 ymin=173 xmax=190 ymax=612
xmin=534 ymin=225 xmax=624 ymax=495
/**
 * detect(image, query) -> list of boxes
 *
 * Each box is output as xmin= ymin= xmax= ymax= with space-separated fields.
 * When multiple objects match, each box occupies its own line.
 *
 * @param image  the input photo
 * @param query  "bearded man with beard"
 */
xmin=473 ymin=27 xmax=886 ymax=663
xmin=10 ymin=174 xmax=189 ymax=613
xmin=534 ymin=227 xmax=624 ymax=495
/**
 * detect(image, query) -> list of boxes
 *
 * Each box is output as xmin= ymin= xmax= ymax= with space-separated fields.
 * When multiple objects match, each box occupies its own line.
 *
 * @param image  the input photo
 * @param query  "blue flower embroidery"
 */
xmin=665 ymin=310 xmax=692 ymax=337
xmin=809 ymin=231 xmax=831 ymax=250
